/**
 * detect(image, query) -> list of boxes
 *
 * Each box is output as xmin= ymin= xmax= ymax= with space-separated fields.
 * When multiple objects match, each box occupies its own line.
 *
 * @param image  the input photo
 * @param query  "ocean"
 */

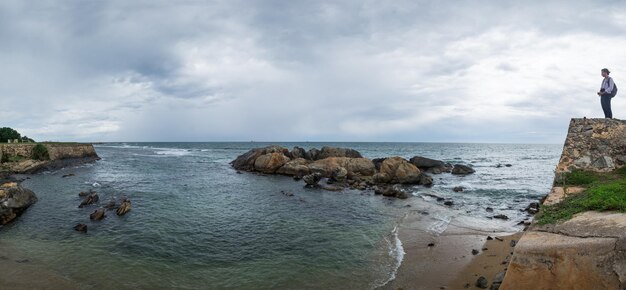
xmin=1 ymin=142 xmax=561 ymax=289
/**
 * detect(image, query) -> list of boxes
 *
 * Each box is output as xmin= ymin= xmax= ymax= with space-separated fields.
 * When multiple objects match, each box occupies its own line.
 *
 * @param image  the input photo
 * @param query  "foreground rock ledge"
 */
xmin=231 ymin=145 xmax=474 ymax=195
xmin=501 ymin=118 xmax=626 ymax=289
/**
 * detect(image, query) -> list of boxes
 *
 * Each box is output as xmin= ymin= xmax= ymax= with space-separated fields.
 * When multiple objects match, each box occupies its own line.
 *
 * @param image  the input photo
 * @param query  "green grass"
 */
xmin=538 ymin=168 xmax=626 ymax=224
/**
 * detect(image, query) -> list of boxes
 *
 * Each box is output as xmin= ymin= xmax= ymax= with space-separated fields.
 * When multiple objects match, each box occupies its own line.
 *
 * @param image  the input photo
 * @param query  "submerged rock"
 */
xmin=90 ymin=208 xmax=106 ymax=220
xmin=453 ymin=186 xmax=464 ymax=192
xmin=451 ymin=164 xmax=475 ymax=175
xmin=104 ymin=198 xmax=117 ymax=210
xmin=0 ymin=182 xmax=38 ymax=225
xmin=79 ymin=192 xmax=99 ymax=208
xmin=73 ymin=223 xmax=88 ymax=233
xmin=375 ymin=186 xmax=410 ymax=199
xmin=116 ymin=199 xmax=131 ymax=216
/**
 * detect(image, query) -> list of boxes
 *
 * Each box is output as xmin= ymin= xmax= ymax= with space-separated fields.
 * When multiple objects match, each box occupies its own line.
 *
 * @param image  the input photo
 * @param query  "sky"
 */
xmin=2 ymin=0 xmax=626 ymax=143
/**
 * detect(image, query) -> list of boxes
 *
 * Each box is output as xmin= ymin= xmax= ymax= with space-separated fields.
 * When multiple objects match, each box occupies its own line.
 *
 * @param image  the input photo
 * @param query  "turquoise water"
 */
xmin=0 ymin=142 xmax=561 ymax=289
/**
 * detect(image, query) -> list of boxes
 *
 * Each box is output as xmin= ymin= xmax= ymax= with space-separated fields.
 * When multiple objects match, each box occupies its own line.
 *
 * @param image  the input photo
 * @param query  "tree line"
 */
xmin=0 ymin=127 xmax=35 ymax=143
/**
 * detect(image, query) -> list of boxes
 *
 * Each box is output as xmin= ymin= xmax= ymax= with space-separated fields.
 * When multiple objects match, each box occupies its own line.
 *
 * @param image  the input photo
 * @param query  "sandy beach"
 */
xmin=382 ymin=202 xmax=523 ymax=290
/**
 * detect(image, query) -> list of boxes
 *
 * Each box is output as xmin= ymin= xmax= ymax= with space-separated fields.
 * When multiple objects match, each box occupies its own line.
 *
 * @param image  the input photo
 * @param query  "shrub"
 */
xmin=32 ymin=144 xmax=49 ymax=161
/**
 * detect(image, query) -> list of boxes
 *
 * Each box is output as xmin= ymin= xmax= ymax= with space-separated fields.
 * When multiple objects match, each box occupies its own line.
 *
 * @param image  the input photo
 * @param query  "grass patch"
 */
xmin=558 ymin=169 xmax=600 ymax=186
xmin=538 ymin=169 xmax=626 ymax=225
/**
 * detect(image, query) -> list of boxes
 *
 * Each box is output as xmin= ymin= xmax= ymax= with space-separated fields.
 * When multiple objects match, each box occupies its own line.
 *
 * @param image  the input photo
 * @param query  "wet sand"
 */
xmin=382 ymin=204 xmax=522 ymax=290
xmin=0 ymin=240 xmax=81 ymax=290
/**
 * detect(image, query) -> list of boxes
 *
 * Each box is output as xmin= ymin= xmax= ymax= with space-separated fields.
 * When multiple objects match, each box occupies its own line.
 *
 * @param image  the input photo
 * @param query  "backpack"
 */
xmin=606 ymin=77 xmax=618 ymax=97
xmin=610 ymin=81 xmax=618 ymax=98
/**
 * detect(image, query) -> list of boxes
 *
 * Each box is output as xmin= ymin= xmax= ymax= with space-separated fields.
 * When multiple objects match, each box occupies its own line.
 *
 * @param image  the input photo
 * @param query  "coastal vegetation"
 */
xmin=32 ymin=144 xmax=49 ymax=161
xmin=537 ymin=167 xmax=626 ymax=224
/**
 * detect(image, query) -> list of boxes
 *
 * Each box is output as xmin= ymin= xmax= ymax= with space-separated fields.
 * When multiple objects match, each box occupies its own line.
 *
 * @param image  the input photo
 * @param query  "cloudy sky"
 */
xmin=1 ymin=0 xmax=626 ymax=143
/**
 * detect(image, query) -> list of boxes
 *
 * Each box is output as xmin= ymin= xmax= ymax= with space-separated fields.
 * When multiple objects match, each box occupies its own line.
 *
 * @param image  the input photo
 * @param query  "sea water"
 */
xmin=0 ymin=142 xmax=561 ymax=289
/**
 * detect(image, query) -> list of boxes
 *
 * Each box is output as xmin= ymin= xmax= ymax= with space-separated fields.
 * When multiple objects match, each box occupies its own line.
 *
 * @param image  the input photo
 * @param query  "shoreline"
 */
xmin=381 ymin=202 xmax=523 ymax=290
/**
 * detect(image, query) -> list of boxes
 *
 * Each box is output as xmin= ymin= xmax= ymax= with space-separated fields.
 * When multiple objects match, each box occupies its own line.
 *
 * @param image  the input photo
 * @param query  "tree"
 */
xmin=0 ymin=127 xmax=21 ymax=143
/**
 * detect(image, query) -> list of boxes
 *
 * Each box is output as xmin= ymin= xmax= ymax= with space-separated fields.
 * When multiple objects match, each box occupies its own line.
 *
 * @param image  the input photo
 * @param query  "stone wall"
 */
xmin=0 ymin=143 xmax=98 ymax=161
xmin=556 ymin=118 xmax=626 ymax=175
xmin=501 ymin=118 xmax=626 ymax=289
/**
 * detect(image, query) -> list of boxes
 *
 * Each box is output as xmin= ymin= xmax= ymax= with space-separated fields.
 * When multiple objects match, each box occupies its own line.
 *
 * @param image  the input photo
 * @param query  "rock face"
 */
xmin=0 ymin=182 xmax=38 ymax=225
xmin=0 ymin=143 xmax=99 ymax=174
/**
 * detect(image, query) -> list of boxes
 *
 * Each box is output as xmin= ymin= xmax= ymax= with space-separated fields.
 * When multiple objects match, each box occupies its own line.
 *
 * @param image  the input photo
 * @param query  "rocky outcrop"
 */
xmin=232 ymin=145 xmax=459 ymax=197
xmin=0 ymin=182 xmax=38 ymax=225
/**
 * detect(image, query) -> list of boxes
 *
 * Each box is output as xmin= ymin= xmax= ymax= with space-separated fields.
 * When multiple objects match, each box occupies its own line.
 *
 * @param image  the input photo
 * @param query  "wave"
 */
xmin=375 ymin=220 xmax=406 ymax=289
xmin=154 ymin=149 xmax=191 ymax=156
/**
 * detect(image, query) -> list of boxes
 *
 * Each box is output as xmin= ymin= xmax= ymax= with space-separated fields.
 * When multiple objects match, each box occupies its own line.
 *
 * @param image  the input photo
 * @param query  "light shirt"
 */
xmin=601 ymin=76 xmax=615 ymax=94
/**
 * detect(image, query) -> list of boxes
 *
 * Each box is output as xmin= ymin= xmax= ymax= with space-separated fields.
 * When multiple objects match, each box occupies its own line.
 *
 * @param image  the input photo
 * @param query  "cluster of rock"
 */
xmin=0 ymin=181 xmax=38 ymax=225
xmin=74 ymin=189 xmax=131 ymax=233
xmin=231 ymin=145 xmax=475 ymax=198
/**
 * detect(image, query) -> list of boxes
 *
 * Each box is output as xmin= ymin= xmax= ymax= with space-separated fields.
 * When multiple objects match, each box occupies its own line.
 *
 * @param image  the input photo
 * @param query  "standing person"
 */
xmin=597 ymin=68 xmax=617 ymax=118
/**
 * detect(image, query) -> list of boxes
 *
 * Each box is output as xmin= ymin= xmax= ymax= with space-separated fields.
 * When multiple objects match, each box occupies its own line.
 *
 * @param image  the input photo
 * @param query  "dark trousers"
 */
xmin=601 ymin=95 xmax=613 ymax=118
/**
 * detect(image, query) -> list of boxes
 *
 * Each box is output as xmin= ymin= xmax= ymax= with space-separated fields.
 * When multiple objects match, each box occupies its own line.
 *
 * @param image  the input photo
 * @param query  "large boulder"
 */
xmin=409 ymin=156 xmax=452 ymax=174
xmin=308 ymin=157 xmax=375 ymax=177
xmin=253 ymin=153 xmax=291 ymax=174
xmin=303 ymin=172 xmax=322 ymax=187
xmin=451 ymin=164 xmax=476 ymax=175
xmin=373 ymin=157 xmax=421 ymax=184
xmin=230 ymin=146 xmax=289 ymax=171
xmin=305 ymin=148 xmax=320 ymax=161
xmin=316 ymin=147 xmax=363 ymax=160
xmin=289 ymin=147 xmax=306 ymax=159
xmin=276 ymin=158 xmax=311 ymax=176
xmin=0 ymin=182 xmax=38 ymax=225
